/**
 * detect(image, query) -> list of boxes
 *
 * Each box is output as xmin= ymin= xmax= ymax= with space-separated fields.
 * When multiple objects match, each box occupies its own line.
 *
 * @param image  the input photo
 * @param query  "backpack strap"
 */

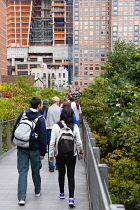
xmin=32 ymin=115 xmax=42 ymax=131
xmin=57 ymin=121 xmax=64 ymax=129
xmin=32 ymin=115 xmax=42 ymax=124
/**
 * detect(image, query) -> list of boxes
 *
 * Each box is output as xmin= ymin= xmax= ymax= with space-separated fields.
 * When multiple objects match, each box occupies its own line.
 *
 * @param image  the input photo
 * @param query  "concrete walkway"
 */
xmin=0 ymin=149 xmax=90 ymax=210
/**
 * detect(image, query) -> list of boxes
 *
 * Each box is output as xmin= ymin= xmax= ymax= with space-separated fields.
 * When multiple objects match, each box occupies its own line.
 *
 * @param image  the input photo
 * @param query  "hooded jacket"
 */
xmin=11 ymin=108 xmax=47 ymax=156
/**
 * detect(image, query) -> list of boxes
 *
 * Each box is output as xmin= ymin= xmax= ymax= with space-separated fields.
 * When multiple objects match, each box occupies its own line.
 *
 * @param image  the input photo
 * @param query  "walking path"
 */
xmin=0 ymin=149 xmax=90 ymax=210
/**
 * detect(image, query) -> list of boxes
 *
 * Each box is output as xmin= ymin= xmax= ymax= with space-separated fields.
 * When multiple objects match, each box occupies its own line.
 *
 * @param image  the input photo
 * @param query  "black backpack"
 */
xmin=57 ymin=121 xmax=75 ymax=157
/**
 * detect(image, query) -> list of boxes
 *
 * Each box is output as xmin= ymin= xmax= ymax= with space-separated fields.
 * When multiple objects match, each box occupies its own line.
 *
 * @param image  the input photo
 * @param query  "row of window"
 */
xmin=113 ymin=21 xmax=139 ymax=25
xmin=75 ymin=0 xmax=107 ymax=1
xmin=17 ymin=64 xmax=41 ymax=69
xmin=113 ymin=11 xmax=139 ymax=15
xmin=113 ymin=25 xmax=139 ymax=31
xmin=114 ymin=6 xmax=139 ymax=10
xmin=74 ymin=52 xmax=107 ymax=57
xmin=75 ymin=54 xmax=105 ymax=60
xmin=114 ymin=1 xmax=139 ymax=5
xmin=75 ymin=21 xmax=108 ymax=25
xmin=113 ymin=32 xmax=139 ymax=36
xmin=113 ymin=16 xmax=139 ymax=20
xmin=76 ymin=2 xmax=107 ymax=6
xmin=78 ymin=12 xmax=109 ymax=16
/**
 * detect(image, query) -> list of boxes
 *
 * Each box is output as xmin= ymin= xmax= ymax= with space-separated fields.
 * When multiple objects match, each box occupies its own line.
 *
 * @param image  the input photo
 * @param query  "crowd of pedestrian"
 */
xmin=11 ymin=92 xmax=84 ymax=207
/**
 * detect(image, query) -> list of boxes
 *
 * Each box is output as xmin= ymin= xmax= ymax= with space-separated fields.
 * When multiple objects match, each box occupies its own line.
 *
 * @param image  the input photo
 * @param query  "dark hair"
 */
xmin=30 ymin=97 xmax=42 ymax=109
xmin=69 ymin=97 xmax=74 ymax=102
xmin=62 ymin=101 xmax=71 ymax=108
xmin=60 ymin=107 xmax=74 ymax=131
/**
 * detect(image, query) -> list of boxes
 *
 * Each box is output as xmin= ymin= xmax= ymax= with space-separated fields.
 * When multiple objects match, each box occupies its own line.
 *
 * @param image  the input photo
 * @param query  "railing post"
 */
xmin=7 ymin=121 xmax=11 ymax=151
xmin=90 ymin=137 xmax=96 ymax=147
xmin=93 ymin=147 xmax=100 ymax=163
xmin=98 ymin=164 xmax=109 ymax=189
xmin=98 ymin=164 xmax=110 ymax=204
xmin=110 ymin=204 xmax=125 ymax=210
xmin=0 ymin=123 xmax=2 ymax=156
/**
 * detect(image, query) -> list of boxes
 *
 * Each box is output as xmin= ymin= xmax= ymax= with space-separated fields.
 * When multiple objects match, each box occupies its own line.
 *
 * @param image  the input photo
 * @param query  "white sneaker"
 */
xmin=18 ymin=200 xmax=25 ymax=205
xmin=35 ymin=193 xmax=41 ymax=197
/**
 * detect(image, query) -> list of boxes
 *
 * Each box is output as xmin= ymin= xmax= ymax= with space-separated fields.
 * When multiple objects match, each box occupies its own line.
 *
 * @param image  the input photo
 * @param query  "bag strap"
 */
xmin=57 ymin=121 xmax=64 ymax=129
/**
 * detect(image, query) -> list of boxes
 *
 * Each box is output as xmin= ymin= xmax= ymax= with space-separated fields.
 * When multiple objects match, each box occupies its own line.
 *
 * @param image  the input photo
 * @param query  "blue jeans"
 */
xmin=47 ymin=129 xmax=55 ymax=169
xmin=17 ymin=149 xmax=42 ymax=200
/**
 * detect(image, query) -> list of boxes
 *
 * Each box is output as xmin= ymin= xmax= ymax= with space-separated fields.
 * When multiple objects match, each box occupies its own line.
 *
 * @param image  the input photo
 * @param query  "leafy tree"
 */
xmin=79 ymin=41 xmax=140 ymax=209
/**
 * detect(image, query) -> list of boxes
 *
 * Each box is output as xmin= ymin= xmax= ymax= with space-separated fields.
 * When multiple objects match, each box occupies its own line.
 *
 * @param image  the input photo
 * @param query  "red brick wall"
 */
xmin=1 ymin=75 xmax=34 ymax=84
xmin=0 ymin=0 xmax=7 ymax=75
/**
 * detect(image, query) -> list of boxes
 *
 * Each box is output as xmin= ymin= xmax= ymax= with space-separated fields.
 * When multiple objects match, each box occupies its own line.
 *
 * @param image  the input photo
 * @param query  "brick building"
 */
xmin=6 ymin=0 xmax=140 ymax=87
xmin=0 ymin=0 xmax=7 ymax=77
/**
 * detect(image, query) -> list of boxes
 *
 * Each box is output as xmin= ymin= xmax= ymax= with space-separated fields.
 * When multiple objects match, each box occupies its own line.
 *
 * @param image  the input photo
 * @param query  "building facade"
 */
xmin=6 ymin=0 xmax=72 ymax=85
xmin=0 ymin=0 xmax=7 ymax=77
xmin=6 ymin=0 xmax=140 ymax=87
xmin=72 ymin=0 xmax=140 ymax=87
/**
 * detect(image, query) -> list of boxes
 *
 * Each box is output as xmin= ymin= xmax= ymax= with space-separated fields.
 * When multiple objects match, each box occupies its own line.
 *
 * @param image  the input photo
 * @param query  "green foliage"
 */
xmin=79 ymin=41 xmax=140 ymax=209
xmin=102 ymin=40 xmax=140 ymax=86
xmin=39 ymin=88 xmax=64 ymax=105
xmin=0 ymin=76 xmax=64 ymax=121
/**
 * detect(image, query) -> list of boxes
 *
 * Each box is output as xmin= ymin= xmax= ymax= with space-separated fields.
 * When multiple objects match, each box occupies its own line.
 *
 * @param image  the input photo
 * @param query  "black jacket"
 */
xmin=40 ymin=106 xmax=48 ymax=119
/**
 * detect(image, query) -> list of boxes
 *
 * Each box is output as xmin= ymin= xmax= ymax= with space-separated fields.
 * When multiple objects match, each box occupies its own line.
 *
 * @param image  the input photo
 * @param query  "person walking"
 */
xmin=40 ymin=99 xmax=49 ymax=118
xmin=40 ymin=99 xmax=49 ymax=152
xmin=69 ymin=97 xmax=82 ymax=124
xmin=49 ymin=107 xmax=84 ymax=207
xmin=46 ymin=96 xmax=61 ymax=172
xmin=62 ymin=101 xmax=78 ymax=125
xmin=11 ymin=97 xmax=47 ymax=205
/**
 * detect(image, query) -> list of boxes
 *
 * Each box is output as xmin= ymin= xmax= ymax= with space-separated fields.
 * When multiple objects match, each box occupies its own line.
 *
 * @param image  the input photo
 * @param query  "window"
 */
xmin=30 ymin=64 xmax=41 ymax=69
xmin=18 ymin=71 xmax=28 ymax=75
xmin=95 ymin=71 xmax=99 ymax=76
xmin=17 ymin=64 xmax=28 ymax=69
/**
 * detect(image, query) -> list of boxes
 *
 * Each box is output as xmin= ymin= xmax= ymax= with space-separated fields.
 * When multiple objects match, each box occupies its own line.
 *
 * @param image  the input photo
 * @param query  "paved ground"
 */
xmin=0 ymin=149 xmax=90 ymax=210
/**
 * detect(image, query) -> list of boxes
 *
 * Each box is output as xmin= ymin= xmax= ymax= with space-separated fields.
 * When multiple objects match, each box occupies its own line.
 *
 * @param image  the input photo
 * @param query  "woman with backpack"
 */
xmin=49 ymin=107 xmax=84 ymax=207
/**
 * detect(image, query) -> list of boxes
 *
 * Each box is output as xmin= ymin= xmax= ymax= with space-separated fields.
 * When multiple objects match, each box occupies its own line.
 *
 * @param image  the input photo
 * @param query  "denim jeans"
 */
xmin=17 ymin=149 xmax=42 ymax=201
xmin=47 ymin=129 xmax=55 ymax=169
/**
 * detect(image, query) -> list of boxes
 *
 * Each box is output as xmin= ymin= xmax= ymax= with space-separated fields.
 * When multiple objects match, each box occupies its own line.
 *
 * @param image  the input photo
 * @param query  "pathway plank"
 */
xmin=0 ymin=149 xmax=90 ymax=210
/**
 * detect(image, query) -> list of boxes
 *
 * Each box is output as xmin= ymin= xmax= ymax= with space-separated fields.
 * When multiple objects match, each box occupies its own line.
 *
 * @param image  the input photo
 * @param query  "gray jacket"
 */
xmin=46 ymin=104 xmax=61 ymax=127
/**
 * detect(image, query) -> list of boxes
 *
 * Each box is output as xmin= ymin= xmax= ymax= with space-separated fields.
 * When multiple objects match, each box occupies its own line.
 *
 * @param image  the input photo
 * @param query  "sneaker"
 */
xmin=59 ymin=193 xmax=65 ymax=199
xmin=69 ymin=198 xmax=75 ymax=207
xmin=49 ymin=168 xmax=54 ymax=172
xmin=35 ymin=193 xmax=41 ymax=197
xmin=18 ymin=200 xmax=25 ymax=205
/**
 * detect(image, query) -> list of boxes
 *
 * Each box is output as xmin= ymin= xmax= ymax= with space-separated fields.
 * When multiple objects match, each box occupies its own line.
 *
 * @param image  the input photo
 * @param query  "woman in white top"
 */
xmin=49 ymin=107 xmax=84 ymax=207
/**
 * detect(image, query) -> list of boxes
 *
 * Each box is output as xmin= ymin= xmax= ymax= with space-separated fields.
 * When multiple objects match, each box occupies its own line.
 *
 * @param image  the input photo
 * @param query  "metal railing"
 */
xmin=0 ymin=119 xmax=16 ymax=158
xmin=0 ymin=117 xmax=125 ymax=210
xmin=82 ymin=117 xmax=125 ymax=210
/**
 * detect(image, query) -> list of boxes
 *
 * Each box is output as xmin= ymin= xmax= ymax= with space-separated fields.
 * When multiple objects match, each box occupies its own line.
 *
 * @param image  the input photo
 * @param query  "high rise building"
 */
xmin=0 ymin=0 xmax=7 ymax=77
xmin=6 ymin=0 xmax=72 ymax=83
xmin=72 ymin=0 xmax=140 ymax=87
xmin=6 ymin=0 xmax=140 ymax=87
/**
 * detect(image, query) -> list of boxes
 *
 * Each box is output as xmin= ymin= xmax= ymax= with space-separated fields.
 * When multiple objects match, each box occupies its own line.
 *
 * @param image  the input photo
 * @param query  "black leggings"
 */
xmin=56 ymin=155 xmax=76 ymax=198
